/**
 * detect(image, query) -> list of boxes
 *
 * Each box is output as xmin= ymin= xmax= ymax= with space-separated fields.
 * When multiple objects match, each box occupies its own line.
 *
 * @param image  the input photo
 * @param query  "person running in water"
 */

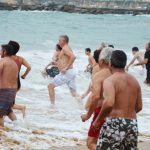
xmin=0 ymin=44 xmax=18 ymax=127
xmin=134 ymin=42 xmax=150 ymax=85
xmin=125 ymin=47 xmax=144 ymax=71
xmin=93 ymin=50 xmax=142 ymax=150
xmin=81 ymin=49 xmax=101 ymax=110
xmin=85 ymin=48 xmax=95 ymax=74
xmin=81 ymin=47 xmax=113 ymax=150
xmin=48 ymin=35 xmax=77 ymax=104
xmin=8 ymin=41 xmax=31 ymax=118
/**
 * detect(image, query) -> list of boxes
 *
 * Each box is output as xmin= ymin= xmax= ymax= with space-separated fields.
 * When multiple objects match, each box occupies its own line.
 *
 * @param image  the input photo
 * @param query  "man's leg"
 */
xmin=0 ymin=117 xmax=4 ymax=127
xmin=87 ymin=136 xmax=97 ymax=150
xmin=48 ymin=83 xmax=55 ymax=104
xmin=13 ymin=104 xmax=26 ymax=118
xmin=70 ymin=89 xmax=77 ymax=97
xmin=8 ymin=112 xmax=17 ymax=121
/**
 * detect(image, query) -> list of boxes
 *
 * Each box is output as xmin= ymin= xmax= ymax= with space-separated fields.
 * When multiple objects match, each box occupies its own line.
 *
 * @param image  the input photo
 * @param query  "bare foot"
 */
xmin=21 ymin=106 xmax=26 ymax=118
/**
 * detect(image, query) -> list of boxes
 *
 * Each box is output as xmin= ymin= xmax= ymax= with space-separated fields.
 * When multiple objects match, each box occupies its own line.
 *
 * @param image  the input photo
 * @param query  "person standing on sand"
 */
xmin=125 ymin=47 xmax=144 ymax=71
xmin=85 ymin=48 xmax=95 ymax=74
xmin=0 ymin=44 xmax=18 ymax=127
xmin=93 ymin=50 xmax=142 ymax=150
xmin=134 ymin=42 xmax=150 ymax=85
xmin=8 ymin=41 xmax=31 ymax=118
xmin=81 ymin=47 xmax=113 ymax=150
xmin=48 ymin=35 xmax=77 ymax=104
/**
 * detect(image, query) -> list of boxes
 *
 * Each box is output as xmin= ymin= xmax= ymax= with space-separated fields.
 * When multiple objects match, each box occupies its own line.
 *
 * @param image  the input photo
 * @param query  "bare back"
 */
xmin=57 ymin=45 xmax=74 ymax=70
xmin=107 ymin=72 xmax=142 ymax=119
xmin=0 ymin=57 xmax=18 ymax=89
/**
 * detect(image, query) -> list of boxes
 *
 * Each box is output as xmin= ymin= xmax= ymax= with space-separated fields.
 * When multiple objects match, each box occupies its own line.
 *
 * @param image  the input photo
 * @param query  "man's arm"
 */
xmin=134 ymin=58 xmax=148 ymax=66
xmin=92 ymin=79 xmax=115 ymax=128
xmin=63 ymin=48 xmax=76 ymax=70
xmin=21 ymin=57 xmax=31 ymax=79
xmin=135 ymin=84 xmax=142 ymax=113
xmin=81 ymin=74 xmax=101 ymax=122
xmin=126 ymin=56 xmax=137 ymax=70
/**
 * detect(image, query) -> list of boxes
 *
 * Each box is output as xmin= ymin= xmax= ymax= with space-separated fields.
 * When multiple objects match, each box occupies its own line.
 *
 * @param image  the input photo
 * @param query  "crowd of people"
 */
xmin=0 ymin=35 xmax=150 ymax=149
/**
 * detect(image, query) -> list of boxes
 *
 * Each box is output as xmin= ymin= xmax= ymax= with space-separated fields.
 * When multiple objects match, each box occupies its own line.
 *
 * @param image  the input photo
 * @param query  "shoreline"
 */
xmin=50 ymin=142 xmax=150 ymax=150
xmin=0 ymin=3 xmax=150 ymax=15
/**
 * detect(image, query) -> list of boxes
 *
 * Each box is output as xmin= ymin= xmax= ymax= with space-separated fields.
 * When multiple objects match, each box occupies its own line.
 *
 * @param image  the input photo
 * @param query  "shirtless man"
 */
xmin=81 ymin=49 xmax=101 ymax=110
xmin=81 ymin=47 xmax=113 ymax=150
xmin=125 ymin=47 xmax=144 ymax=71
xmin=134 ymin=42 xmax=150 ymax=85
xmin=0 ymin=44 xmax=18 ymax=127
xmin=48 ymin=35 xmax=76 ymax=104
xmin=93 ymin=50 xmax=142 ymax=150
xmin=85 ymin=48 xmax=95 ymax=73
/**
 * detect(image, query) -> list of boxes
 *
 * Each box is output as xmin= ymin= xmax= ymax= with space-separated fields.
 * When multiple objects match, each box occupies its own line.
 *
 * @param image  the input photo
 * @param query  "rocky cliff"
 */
xmin=0 ymin=0 xmax=150 ymax=15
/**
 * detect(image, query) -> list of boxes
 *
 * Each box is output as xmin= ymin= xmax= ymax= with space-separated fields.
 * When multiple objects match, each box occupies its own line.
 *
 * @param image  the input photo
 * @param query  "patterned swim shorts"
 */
xmin=96 ymin=118 xmax=138 ymax=150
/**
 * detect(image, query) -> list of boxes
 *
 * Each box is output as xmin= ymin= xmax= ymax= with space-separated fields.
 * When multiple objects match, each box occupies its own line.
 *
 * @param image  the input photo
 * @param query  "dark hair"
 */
xmin=60 ymin=35 xmax=69 ymax=43
xmin=8 ymin=41 xmax=20 ymax=55
xmin=111 ymin=50 xmax=127 ymax=69
xmin=56 ymin=44 xmax=62 ymax=51
xmin=1 ymin=44 xmax=14 ymax=56
xmin=93 ymin=50 xmax=101 ymax=63
xmin=109 ymin=45 xmax=114 ymax=48
xmin=85 ymin=48 xmax=91 ymax=53
xmin=132 ymin=47 xmax=139 ymax=52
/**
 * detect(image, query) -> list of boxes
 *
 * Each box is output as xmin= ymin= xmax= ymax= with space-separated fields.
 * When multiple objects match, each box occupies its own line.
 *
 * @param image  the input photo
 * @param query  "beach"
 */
xmin=51 ymin=142 xmax=150 ymax=150
xmin=0 ymin=11 xmax=150 ymax=149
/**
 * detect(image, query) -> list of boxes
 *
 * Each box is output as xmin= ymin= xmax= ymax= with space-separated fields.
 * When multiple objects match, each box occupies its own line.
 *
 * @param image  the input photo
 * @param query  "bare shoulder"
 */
xmin=127 ymin=72 xmax=140 ymax=86
xmin=63 ymin=45 xmax=72 ymax=52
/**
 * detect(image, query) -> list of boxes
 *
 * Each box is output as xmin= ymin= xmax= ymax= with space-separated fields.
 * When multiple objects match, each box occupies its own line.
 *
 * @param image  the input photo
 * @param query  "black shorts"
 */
xmin=96 ymin=118 xmax=138 ymax=150
xmin=146 ymin=69 xmax=150 ymax=83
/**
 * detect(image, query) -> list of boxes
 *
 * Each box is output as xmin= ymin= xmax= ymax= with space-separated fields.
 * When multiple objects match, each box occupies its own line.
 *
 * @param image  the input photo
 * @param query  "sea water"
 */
xmin=0 ymin=11 xmax=150 ymax=149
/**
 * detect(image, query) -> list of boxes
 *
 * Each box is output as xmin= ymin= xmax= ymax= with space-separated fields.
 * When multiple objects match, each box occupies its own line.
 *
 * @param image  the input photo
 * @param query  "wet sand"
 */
xmin=51 ymin=142 xmax=150 ymax=150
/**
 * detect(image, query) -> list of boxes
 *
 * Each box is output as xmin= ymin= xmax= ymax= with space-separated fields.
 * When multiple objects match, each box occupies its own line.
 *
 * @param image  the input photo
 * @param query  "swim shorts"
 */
xmin=0 ymin=89 xmax=16 ymax=118
xmin=96 ymin=118 xmax=138 ymax=150
xmin=52 ymin=68 xmax=76 ymax=90
xmin=46 ymin=67 xmax=59 ymax=78
xmin=146 ymin=69 xmax=150 ymax=84
xmin=88 ymin=107 xmax=105 ymax=138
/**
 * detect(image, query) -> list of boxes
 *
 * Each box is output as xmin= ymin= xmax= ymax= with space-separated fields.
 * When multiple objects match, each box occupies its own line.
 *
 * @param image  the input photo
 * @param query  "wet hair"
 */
xmin=1 ymin=44 xmax=14 ymax=56
xmin=109 ymin=45 xmax=114 ymax=48
xmin=60 ymin=35 xmax=69 ymax=43
xmin=132 ymin=47 xmax=139 ymax=52
xmin=8 ymin=41 xmax=20 ymax=55
xmin=99 ymin=47 xmax=113 ymax=65
xmin=85 ymin=48 xmax=91 ymax=53
xmin=111 ymin=50 xmax=127 ymax=69
xmin=93 ymin=50 xmax=101 ymax=63
xmin=56 ymin=44 xmax=62 ymax=51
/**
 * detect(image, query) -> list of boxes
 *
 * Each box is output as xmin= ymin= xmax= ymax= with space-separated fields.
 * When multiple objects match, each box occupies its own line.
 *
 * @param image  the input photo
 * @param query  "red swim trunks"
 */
xmin=88 ymin=107 xmax=105 ymax=138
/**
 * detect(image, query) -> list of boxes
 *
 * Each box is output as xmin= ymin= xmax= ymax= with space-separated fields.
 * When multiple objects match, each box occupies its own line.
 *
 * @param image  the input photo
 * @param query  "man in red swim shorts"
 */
xmin=81 ymin=47 xmax=113 ymax=150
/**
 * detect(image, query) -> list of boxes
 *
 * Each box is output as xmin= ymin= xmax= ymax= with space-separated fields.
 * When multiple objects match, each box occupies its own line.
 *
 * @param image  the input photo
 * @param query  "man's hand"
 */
xmin=21 ymin=75 xmax=26 ymax=79
xmin=92 ymin=119 xmax=100 ymax=131
xmin=81 ymin=114 xmax=90 ymax=122
xmin=61 ymin=67 xmax=67 ymax=73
